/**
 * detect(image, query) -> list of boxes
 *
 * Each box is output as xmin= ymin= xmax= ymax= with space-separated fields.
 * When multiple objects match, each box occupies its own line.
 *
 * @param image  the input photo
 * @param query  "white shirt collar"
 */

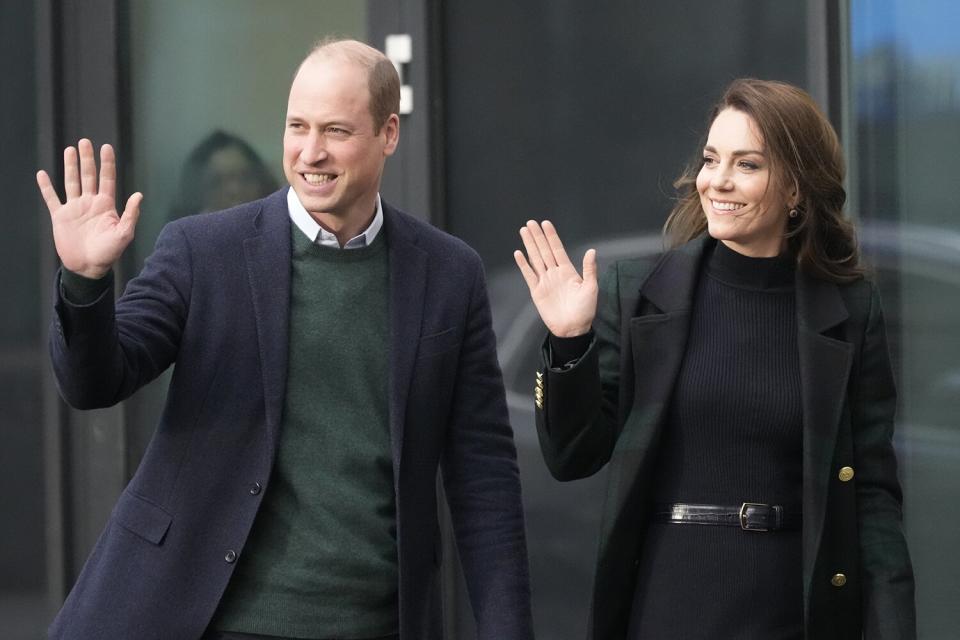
xmin=286 ymin=188 xmax=384 ymax=249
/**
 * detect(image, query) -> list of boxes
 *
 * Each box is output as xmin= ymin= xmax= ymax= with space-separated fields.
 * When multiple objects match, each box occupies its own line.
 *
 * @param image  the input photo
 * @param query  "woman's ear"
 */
xmin=788 ymin=177 xmax=800 ymax=209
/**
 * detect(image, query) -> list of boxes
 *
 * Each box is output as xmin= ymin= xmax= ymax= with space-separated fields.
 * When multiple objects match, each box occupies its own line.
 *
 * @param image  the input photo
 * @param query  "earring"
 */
xmin=788 ymin=208 xmax=799 ymax=218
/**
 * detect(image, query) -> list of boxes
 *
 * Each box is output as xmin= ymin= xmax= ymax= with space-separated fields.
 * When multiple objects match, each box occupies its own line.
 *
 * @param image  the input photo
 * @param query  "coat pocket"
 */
xmin=113 ymin=491 xmax=173 ymax=545
xmin=629 ymin=312 xmax=671 ymax=325
xmin=416 ymin=326 xmax=462 ymax=359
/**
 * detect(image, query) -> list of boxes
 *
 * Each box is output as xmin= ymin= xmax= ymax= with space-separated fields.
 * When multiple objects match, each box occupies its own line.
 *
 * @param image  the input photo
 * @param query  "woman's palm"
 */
xmin=515 ymin=220 xmax=598 ymax=338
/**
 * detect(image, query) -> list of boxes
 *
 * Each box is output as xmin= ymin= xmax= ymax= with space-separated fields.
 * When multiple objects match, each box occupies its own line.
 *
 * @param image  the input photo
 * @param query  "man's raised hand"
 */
xmin=37 ymin=138 xmax=143 ymax=279
xmin=514 ymin=220 xmax=598 ymax=338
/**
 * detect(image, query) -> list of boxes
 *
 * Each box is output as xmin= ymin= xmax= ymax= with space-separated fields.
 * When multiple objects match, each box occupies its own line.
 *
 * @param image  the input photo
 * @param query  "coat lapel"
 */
xmin=796 ymin=269 xmax=853 ymax=615
xmin=594 ymin=237 xmax=709 ymax=639
xmin=242 ymin=190 xmax=293 ymax=450
xmin=596 ymin=237 xmax=858 ymax=637
xmin=606 ymin=236 xmax=709 ymax=491
xmin=383 ymin=203 xmax=428 ymax=476
xmin=619 ymin=236 xmax=708 ymax=441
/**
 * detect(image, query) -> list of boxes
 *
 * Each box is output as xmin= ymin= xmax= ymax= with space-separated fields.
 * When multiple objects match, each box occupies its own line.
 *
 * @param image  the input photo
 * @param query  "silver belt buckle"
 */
xmin=739 ymin=502 xmax=770 ymax=531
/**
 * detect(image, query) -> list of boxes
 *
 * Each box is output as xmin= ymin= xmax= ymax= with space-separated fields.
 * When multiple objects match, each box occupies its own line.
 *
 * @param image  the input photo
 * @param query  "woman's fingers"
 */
xmin=526 ymin=219 xmax=557 ymax=269
xmin=542 ymin=220 xmax=572 ymax=268
xmin=582 ymin=248 xmax=597 ymax=284
xmin=518 ymin=218 xmax=583 ymax=289
xmin=519 ymin=219 xmax=580 ymax=280
xmin=513 ymin=250 xmax=539 ymax=291
xmin=519 ymin=224 xmax=547 ymax=275
xmin=516 ymin=221 xmax=599 ymax=336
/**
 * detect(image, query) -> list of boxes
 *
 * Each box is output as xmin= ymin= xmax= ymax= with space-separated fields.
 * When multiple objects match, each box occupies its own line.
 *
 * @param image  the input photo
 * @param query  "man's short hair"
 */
xmin=304 ymin=38 xmax=401 ymax=132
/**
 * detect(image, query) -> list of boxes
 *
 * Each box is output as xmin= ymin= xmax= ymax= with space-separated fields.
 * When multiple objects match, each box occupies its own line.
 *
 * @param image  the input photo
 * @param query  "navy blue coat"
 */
xmin=49 ymin=190 xmax=533 ymax=640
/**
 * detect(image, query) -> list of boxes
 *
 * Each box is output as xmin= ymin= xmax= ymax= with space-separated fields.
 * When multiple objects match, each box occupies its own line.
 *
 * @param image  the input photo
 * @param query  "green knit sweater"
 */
xmin=213 ymin=227 xmax=397 ymax=638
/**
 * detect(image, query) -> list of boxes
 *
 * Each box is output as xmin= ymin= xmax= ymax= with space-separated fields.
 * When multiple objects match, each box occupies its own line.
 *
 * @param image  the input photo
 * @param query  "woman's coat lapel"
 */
xmin=613 ymin=237 xmax=854 ymax=620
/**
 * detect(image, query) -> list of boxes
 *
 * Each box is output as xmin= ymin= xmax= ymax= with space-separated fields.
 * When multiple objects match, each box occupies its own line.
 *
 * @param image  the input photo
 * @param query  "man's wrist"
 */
xmin=61 ymin=267 xmax=113 ymax=305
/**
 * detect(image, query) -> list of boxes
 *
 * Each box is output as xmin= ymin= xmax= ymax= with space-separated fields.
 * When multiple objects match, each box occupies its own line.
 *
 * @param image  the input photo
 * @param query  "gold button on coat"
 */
xmin=838 ymin=466 xmax=855 ymax=482
xmin=831 ymin=573 xmax=847 ymax=587
xmin=535 ymin=372 xmax=544 ymax=409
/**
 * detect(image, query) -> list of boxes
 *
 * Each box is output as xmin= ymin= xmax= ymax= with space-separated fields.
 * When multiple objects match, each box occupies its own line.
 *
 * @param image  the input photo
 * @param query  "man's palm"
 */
xmin=37 ymin=139 xmax=142 ymax=279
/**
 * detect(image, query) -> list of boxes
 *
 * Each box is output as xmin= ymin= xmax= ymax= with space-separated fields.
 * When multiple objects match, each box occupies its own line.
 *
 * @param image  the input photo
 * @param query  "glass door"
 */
xmin=848 ymin=1 xmax=960 ymax=635
xmin=440 ymin=2 xmax=811 ymax=637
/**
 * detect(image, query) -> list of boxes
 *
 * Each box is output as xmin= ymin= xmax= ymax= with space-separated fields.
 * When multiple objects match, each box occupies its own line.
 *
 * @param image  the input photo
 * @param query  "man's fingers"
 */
xmin=64 ymin=146 xmax=80 ymax=199
xmin=36 ymin=170 xmax=63 ymax=213
xmin=79 ymin=139 xmax=97 ymax=196
xmin=118 ymin=192 xmax=144 ymax=239
xmin=519 ymin=224 xmax=547 ymax=275
xmin=582 ymin=248 xmax=598 ymax=284
xmin=100 ymin=144 xmax=117 ymax=200
xmin=542 ymin=220 xmax=572 ymax=267
xmin=527 ymin=219 xmax=557 ymax=269
xmin=513 ymin=250 xmax=539 ymax=291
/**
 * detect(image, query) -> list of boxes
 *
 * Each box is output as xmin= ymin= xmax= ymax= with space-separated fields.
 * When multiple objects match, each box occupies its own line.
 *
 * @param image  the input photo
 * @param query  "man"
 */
xmin=37 ymin=39 xmax=533 ymax=640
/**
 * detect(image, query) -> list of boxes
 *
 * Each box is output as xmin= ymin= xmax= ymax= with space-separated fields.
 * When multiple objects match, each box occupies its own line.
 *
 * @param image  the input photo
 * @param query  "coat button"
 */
xmin=831 ymin=573 xmax=847 ymax=587
xmin=225 ymin=550 xmax=237 ymax=563
xmin=250 ymin=482 xmax=262 ymax=495
xmin=838 ymin=466 xmax=855 ymax=482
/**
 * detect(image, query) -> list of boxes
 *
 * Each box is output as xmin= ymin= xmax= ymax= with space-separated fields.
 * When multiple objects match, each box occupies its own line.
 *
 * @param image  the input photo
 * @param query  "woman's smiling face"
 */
xmin=696 ymin=107 xmax=795 ymax=257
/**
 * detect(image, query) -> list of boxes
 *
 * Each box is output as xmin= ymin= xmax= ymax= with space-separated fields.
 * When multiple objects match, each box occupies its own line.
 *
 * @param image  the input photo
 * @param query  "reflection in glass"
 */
xmin=124 ymin=0 xmax=367 ymax=473
xmin=850 ymin=1 xmax=960 ymax=636
xmin=170 ymin=131 xmax=278 ymax=219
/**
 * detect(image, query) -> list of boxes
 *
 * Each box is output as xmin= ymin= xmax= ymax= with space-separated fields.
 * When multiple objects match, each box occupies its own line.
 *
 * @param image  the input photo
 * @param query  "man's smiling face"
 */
xmin=282 ymin=54 xmax=398 ymax=232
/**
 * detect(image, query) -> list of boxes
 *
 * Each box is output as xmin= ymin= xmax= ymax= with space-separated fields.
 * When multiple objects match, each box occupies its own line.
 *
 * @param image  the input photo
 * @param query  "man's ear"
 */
xmin=382 ymin=114 xmax=400 ymax=156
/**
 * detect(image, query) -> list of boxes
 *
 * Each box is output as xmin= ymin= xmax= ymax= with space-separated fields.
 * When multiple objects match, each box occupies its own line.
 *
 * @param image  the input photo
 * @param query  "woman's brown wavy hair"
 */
xmin=663 ymin=78 xmax=864 ymax=282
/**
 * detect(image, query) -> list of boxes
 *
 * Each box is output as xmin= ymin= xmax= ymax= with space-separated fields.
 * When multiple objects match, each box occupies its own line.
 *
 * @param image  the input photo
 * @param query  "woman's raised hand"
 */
xmin=514 ymin=220 xmax=598 ymax=337
xmin=36 ymin=138 xmax=143 ymax=280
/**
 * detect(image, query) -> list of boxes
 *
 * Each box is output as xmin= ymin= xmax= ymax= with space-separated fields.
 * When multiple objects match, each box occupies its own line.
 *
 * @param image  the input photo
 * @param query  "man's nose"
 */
xmin=300 ymin=132 xmax=328 ymax=164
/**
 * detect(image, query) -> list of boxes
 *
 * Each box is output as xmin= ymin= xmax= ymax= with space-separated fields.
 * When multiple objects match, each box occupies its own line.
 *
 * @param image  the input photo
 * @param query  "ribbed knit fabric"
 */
xmin=628 ymin=241 xmax=804 ymax=640
xmin=212 ymin=227 xmax=398 ymax=639
xmin=59 ymin=268 xmax=113 ymax=304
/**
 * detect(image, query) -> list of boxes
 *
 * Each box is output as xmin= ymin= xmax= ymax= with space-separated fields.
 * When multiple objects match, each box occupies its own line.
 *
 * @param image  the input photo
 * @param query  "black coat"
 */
xmin=535 ymin=236 xmax=915 ymax=639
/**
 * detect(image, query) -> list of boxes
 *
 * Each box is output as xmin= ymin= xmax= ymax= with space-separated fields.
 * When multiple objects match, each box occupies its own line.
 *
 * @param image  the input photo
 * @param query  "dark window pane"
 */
xmin=443 ymin=2 xmax=808 ymax=637
xmin=1 ymin=3 xmax=49 ymax=637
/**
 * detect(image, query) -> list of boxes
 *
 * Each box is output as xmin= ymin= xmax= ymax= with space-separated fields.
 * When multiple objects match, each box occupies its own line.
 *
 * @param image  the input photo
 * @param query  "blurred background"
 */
xmin=1 ymin=0 xmax=957 ymax=637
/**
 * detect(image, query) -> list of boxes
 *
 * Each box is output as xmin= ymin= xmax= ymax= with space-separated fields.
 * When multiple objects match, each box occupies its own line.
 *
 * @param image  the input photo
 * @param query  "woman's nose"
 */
xmin=710 ymin=165 xmax=733 ymax=190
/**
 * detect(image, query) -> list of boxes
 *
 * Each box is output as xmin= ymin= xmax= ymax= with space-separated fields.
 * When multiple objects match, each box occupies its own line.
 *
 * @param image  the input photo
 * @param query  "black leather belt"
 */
xmin=652 ymin=502 xmax=802 ymax=532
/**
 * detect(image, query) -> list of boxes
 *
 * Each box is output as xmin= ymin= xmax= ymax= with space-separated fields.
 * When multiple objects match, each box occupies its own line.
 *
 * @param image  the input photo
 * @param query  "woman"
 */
xmin=514 ymin=79 xmax=915 ymax=639
xmin=170 ymin=130 xmax=278 ymax=219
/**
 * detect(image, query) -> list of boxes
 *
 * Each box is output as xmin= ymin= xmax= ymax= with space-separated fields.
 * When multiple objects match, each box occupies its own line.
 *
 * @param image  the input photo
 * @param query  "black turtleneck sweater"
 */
xmin=626 ymin=240 xmax=804 ymax=639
